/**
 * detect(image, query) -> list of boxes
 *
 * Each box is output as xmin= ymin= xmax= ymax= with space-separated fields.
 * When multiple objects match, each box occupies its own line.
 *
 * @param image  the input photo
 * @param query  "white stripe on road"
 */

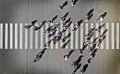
xmin=14 ymin=23 xmax=18 ymax=49
xmin=19 ymin=23 xmax=23 ymax=49
xmin=80 ymin=23 xmax=84 ymax=49
xmin=10 ymin=23 xmax=13 ymax=49
xmin=25 ymin=23 xmax=28 ymax=49
xmin=116 ymin=23 xmax=119 ymax=49
xmin=35 ymin=23 xmax=39 ymax=49
xmin=111 ymin=23 xmax=115 ymax=49
xmin=0 ymin=23 xmax=3 ymax=49
xmin=5 ymin=23 xmax=8 ymax=49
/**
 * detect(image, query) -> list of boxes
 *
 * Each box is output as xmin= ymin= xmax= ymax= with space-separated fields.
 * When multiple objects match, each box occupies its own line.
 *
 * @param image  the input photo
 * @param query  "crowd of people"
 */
xmin=24 ymin=0 xmax=108 ymax=74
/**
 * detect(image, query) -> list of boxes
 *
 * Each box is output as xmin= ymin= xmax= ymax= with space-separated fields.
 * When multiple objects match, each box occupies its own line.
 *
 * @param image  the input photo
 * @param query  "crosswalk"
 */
xmin=0 ymin=23 xmax=119 ymax=49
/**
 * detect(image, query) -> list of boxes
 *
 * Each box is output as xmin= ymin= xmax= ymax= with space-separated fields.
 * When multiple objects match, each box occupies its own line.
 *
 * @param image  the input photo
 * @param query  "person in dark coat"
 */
xmin=79 ymin=41 xmax=89 ymax=54
xmin=72 ymin=19 xmax=83 ymax=31
xmin=90 ymin=48 xmax=98 ymax=58
xmin=34 ymin=20 xmax=47 ymax=31
xmin=72 ymin=55 xmax=84 ymax=69
xmin=53 ymin=32 xmax=62 ymax=44
xmin=59 ymin=0 xmax=68 ymax=10
xmin=72 ymin=63 xmax=82 ymax=74
xmin=97 ymin=35 xmax=106 ymax=46
xmin=60 ymin=12 xmax=69 ymax=23
xmin=60 ymin=39 xmax=70 ymax=49
xmin=62 ymin=32 xmax=71 ymax=42
xmin=71 ymin=0 xmax=78 ymax=6
xmin=91 ymin=37 xmax=98 ymax=44
xmin=81 ymin=63 xmax=89 ymax=73
xmin=44 ymin=39 xmax=53 ymax=47
xmin=25 ymin=20 xmax=38 ymax=29
xmin=85 ymin=14 xmax=93 ymax=23
xmin=87 ymin=58 xmax=92 ymax=64
xmin=86 ymin=9 xmax=94 ymax=16
xmin=90 ymin=42 xmax=97 ymax=52
xmin=64 ymin=50 xmax=75 ymax=61
xmin=84 ymin=27 xmax=96 ymax=37
xmin=62 ymin=21 xmax=72 ymax=32
xmin=100 ymin=29 xmax=108 ymax=37
xmin=51 ymin=15 xmax=58 ymax=23
xmin=96 ymin=23 xmax=105 ymax=31
xmin=33 ymin=48 xmax=47 ymax=62
xmin=97 ymin=12 xmax=107 ymax=21
xmin=44 ymin=23 xmax=59 ymax=34
xmin=47 ymin=28 xmax=57 ymax=38
xmin=63 ymin=17 xmax=71 ymax=26
xmin=86 ymin=31 xmax=94 ymax=41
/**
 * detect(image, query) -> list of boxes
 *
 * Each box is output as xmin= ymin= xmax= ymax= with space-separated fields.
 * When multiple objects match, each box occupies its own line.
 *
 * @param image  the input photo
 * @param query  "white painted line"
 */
xmin=70 ymin=23 xmax=74 ymax=49
xmin=0 ymin=23 xmax=3 ymax=49
xmin=30 ymin=24 xmax=33 ymax=49
xmin=80 ymin=23 xmax=84 ymax=49
xmin=24 ymin=23 xmax=28 ymax=49
xmin=40 ymin=24 xmax=44 ymax=49
xmin=5 ymin=23 xmax=8 ymax=49
xmin=75 ymin=29 xmax=78 ymax=49
xmin=10 ymin=23 xmax=13 ymax=49
xmin=19 ymin=23 xmax=23 ymax=49
xmin=14 ymin=23 xmax=18 ymax=49
xmin=116 ymin=23 xmax=119 ymax=49
xmin=35 ymin=23 xmax=38 ymax=49
xmin=111 ymin=23 xmax=115 ymax=49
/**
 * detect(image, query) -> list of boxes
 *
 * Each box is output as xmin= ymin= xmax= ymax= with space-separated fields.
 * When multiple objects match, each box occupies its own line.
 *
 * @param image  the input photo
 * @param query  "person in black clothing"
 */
xmin=60 ymin=39 xmax=70 ymax=49
xmin=85 ymin=14 xmax=93 ymax=23
xmin=44 ymin=23 xmax=59 ymax=34
xmin=91 ymin=37 xmax=98 ymax=44
xmin=53 ymin=32 xmax=62 ymax=44
xmin=97 ymin=12 xmax=107 ymax=21
xmin=33 ymin=48 xmax=47 ymax=62
xmin=97 ymin=35 xmax=106 ymax=46
xmin=86 ymin=9 xmax=94 ymax=17
xmin=96 ymin=23 xmax=105 ymax=31
xmin=60 ymin=12 xmax=69 ymax=23
xmin=64 ymin=50 xmax=75 ymax=61
xmin=72 ymin=55 xmax=84 ymax=69
xmin=84 ymin=27 xmax=96 ymax=37
xmin=47 ymin=28 xmax=57 ymax=38
xmin=87 ymin=58 xmax=92 ymax=64
xmin=81 ymin=63 xmax=89 ymax=74
xmin=63 ymin=17 xmax=71 ymax=27
xmin=34 ymin=20 xmax=47 ymax=31
xmin=79 ymin=41 xmax=89 ymax=54
xmin=62 ymin=33 xmax=71 ymax=42
xmin=71 ymin=0 xmax=78 ymax=6
xmin=25 ymin=20 xmax=38 ymax=29
xmin=52 ymin=23 xmax=60 ymax=30
xmin=72 ymin=19 xmax=83 ymax=31
xmin=90 ymin=42 xmax=97 ymax=52
xmin=100 ymin=29 xmax=108 ymax=37
xmin=90 ymin=48 xmax=98 ymax=58
xmin=44 ymin=39 xmax=53 ymax=47
xmin=86 ymin=31 xmax=94 ymax=41
xmin=43 ymin=26 xmax=53 ymax=34
xmin=47 ymin=15 xmax=58 ymax=25
xmin=72 ymin=63 xmax=82 ymax=74
xmin=59 ymin=0 xmax=68 ymax=10
xmin=51 ymin=15 xmax=58 ymax=23
xmin=62 ymin=21 xmax=72 ymax=32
